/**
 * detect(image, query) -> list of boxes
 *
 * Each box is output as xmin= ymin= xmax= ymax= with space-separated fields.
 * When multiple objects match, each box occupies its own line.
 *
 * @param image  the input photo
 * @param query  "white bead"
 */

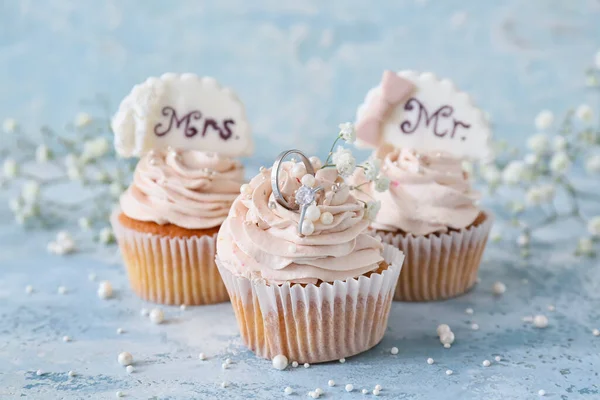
xmin=427 ymin=358 xmax=434 ymax=365
xmin=492 ymin=281 xmax=506 ymax=295
xmin=115 ymin=391 xmax=124 ymax=398
xmin=495 ymin=356 xmax=502 ymax=362
xmin=339 ymin=358 xmax=346 ymax=363
xmin=25 ymin=285 xmax=33 ymax=294
xmin=126 ymin=365 xmax=134 ymax=374
xmin=68 ymin=370 xmax=76 ymax=377
xmin=301 ymin=174 xmax=316 ymax=188
xmin=199 ymin=353 xmax=207 ymax=360
xmin=309 ymin=391 xmax=319 ymax=399
xmin=471 ymin=323 xmax=480 ymax=331
xmin=240 ymin=184 xmax=252 ymax=196
xmin=319 ymin=212 xmax=334 ymax=225
xmin=390 ymin=347 xmax=399 ymax=355
xmin=310 ymin=156 xmax=322 ymax=170
xmin=374 ymin=385 xmax=382 ymax=391
xmin=97 ymin=281 xmax=113 ymax=299
xmin=57 ymin=286 xmax=67 ymax=295
xmin=315 ymin=388 xmax=323 ymax=395
xmin=304 ymin=363 xmax=310 ymax=368
xmin=117 ymin=352 xmax=133 ymax=366
xmin=221 ymin=381 xmax=229 ymax=388
xmin=284 ymin=387 xmax=293 ymax=395
xmin=117 ymin=328 xmax=124 ymax=334
xmin=593 ymin=329 xmax=600 ymax=337
xmin=221 ymin=363 xmax=228 ymax=370
xmin=301 ymin=220 xmax=315 ymax=236
xmin=305 ymin=205 xmax=321 ymax=222
xmin=328 ymin=380 xmax=335 ymax=387
xmin=272 ymin=354 xmax=288 ymax=370
xmin=225 ymin=358 xmax=232 ymax=365
xmin=373 ymin=389 xmax=380 ymax=396
xmin=291 ymin=163 xmax=307 ymax=178
xmin=538 ymin=389 xmax=546 ymax=396
xmin=444 ymin=343 xmax=451 ymax=349
xmin=36 ymin=369 xmax=44 ymax=376
xmin=482 ymin=360 xmax=491 ymax=367
xmin=149 ymin=308 xmax=164 ymax=324
xmin=180 ymin=304 xmax=187 ymax=311
xmin=533 ymin=315 xmax=549 ymax=328
xmin=436 ymin=324 xmax=451 ymax=336
xmin=446 ymin=369 xmax=453 ymax=375
xmin=440 ymin=331 xmax=455 ymax=345
xmin=62 ymin=336 xmax=71 ymax=342
xmin=465 ymin=308 xmax=474 ymax=315
xmin=361 ymin=389 xmax=369 ymax=394
xmin=140 ymin=308 xmax=149 ymax=317
xmin=345 ymin=384 xmax=354 ymax=392
xmin=291 ymin=361 xmax=298 ymax=367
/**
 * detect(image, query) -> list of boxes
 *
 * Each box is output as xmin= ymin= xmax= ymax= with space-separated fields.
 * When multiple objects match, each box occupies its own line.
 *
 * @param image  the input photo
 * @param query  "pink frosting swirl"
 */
xmin=354 ymin=148 xmax=480 ymax=235
xmin=217 ymin=163 xmax=384 ymax=285
xmin=120 ymin=150 xmax=245 ymax=229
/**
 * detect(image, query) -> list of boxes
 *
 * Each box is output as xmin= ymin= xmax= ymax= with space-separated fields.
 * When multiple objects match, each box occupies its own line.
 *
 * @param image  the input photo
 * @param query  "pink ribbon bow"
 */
xmin=355 ymin=70 xmax=416 ymax=147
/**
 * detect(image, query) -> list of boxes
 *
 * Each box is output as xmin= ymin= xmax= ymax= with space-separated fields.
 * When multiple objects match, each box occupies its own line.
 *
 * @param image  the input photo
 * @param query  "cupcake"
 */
xmin=353 ymin=70 xmax=494 ymax=301
xmin=353 ymin=148 xmax=492 ymax=301
xmin=110 ymin=73 xmax=253 ymax=305
xmin=216 ymin=149 xmax=404 ymax=363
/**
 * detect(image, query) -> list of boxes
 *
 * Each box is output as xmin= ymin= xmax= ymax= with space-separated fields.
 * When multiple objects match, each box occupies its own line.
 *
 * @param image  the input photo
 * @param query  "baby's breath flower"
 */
xmin=577 ymin=237 xmax=595 ymax=256
xmin=374 ymin=176 xmax=390 ymax=192
xmin=553 ymin=136 xmax=567 ymax=151
xmin=2 ymin=118 xmax=17 ymax=133
xmin=575 ymin=104 xmax=593 ymax=122
xmin=462 ymin=160 xmax=474 ymax=176
xmin=527 ymin=134 xmax=549 ymax=154
xmin=78 ymin=217 xmax=91 ymax=231
xmin=35 ymin=145 xmax=52 ymax=163
xmin=81 ymin=137 xmax=110 ymax=162
xmin=67 ymin=166 xmax=82 ymax=181
xmin=502 ymin=160 xmax=526 ymax=185
xmin=75 ymin=112 xmax=92 ymax=128
xmin=365 ymin=201 xmax=381 ymax=221
xmin=534 ymin=110 xmax=554 ymax=131
xmin=64 ymin=153 xmax=79 ymax=168
xmin=332 ymin=147 xmax=356 ymax=177
xmin=585 ymin=155 xmax=600 ymax=174
xmin=3 ymin=158 xmax=19 ymax=178
xmin=480 ymin=164 xmax=501 ymax=185
xmin=8 ymin=197 xmax=22 ymax=213
xmin=98 ymin=227 xmax=115 ymax=244
xmin=338 ymin=122 xmax=356 ymax=143
xmin=362 ymin=159 xmax=381 ymax=181
xmin=109 ymin=182 xmax=124 ymax=198
xmin=21 ymin=181 xmax=41 ymax=204
xmin=549 ymin=152 xmax=571 ymax=174
xmin=588 ymin=216 xmax=600 ymax=237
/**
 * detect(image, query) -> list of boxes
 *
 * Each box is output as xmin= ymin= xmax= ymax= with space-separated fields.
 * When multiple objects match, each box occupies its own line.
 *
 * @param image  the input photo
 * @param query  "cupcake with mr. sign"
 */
xmin=353 ymin=70 xmax=494 ymax=301
xmin=111 ymin=73 xmax=252 ymax=305
xmin=216 ymin=126 xmax=404 ymax=363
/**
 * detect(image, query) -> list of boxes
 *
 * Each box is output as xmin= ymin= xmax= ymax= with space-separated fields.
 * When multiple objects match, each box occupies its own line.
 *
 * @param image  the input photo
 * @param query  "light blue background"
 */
xmin=1 ymin=1 xmax=600 ymax=399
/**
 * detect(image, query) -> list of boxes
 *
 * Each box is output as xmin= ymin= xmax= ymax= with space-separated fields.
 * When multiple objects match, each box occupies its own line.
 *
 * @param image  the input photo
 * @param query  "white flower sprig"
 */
xmin=476 ymin=62 xmax=600 ymax=257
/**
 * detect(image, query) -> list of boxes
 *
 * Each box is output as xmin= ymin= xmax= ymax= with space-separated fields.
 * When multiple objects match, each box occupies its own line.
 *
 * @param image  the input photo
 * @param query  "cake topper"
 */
xmin=355 ymin=70 xmax=492 ymax=160
xmin=111 ymin=73 xmax=252 ymax=158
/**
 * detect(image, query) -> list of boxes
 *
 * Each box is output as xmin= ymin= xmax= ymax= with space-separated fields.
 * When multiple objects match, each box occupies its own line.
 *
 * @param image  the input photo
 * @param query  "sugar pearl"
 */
xmin=291 ymin=163 xmax=307 ymax=178
xmin=36 ymin=369 xmax=44 ymax=376
xmin=240 ymin=184 xmax=252 ymax=196
xmin=68 ymin=370 xmax=76 ymax=377
xmin=427 ymin=358 xmax=434 ymax=365
xmin=362 ymin=389 xmax=369 ymax=395
xmin=304 ymin=363 xmax=310 ymax=368
xmin=199 ymin=353 xmax=207 ymax=360
xmin=471 ymin=323 xmax=480 ymax=331
xmin=339 ymin=358 xmax=346 ymax=363
xmin=97 ymin=281 xmax=113 ymax=299
xmin=301 ymin=174 xmax=316 ymax=188
xmin=593 ymin=329 xmax=600 ymax=337
xmin=57 ymin=286 xmax=67 ymax=295
xmin=284 ymin=387 xmax=293 ymax=395
xmin=492 ymin=281 xmax=506 ymax=295
xmin=374 ymin=385 xmax=382 ymax=391
xmin=310 ymin=156 xmax=322 ymax=170
xmin=221 ymin=363 xmax=228 ymax=370
xmin=319 ymin=212 xmax=334 ymax=225
xmin=180 ymin=304 xmax=186 ymax=311
xmin=440 ymin=331 xmax=455 ymax=345
xmin=345 ymin=384 xmax=354 ymax=392
xmin=149 ymin=308 xmax=164 ymax=324
xmin=62 ymin=335 xmax=71 ymax=342
xmin=390 ymin=347 xmax=399 ymax=355
xmin=305 ymin=205 xmax=321 ymax=222
xmin=482 ymin=360 xmax=491 ymax=367
xmin=221 ymin=381 xmax=229 ymax=388
xmin=292 ymin=361 xmax=299 ymax=367
xmin=115 ymin=391 xmax=124 ymax=398
xmin=315 ymin=388 xmax=323 ymax=395
xmin=444 ymin=343 xmax=451 ymax=349
xmin=538 ymin=389 xmax=546 ymax=396
xmin=301 ymin=220 xmax=315 ymax=236
xmin=116 ymin=328 xmax=124 ymax=334
xmin=140 ymin=308 xmax=149 ymax=317
xmin=446 ymin=369 xmax=453 ymax=375
xmin=495 ymin=356 xmax=502 ymax=362
xmin=117 ymin=352 xmax=133 ymax=366
xmin=309 ymin=391 xmax=319 ymax=399
xmin=225 ymin=358 xmax=232 ymax=365
xmin=25 ymin=285 xmax=33 ymax=294
xmin=436 ymin=324 xmax=451 ymax=336
xmin=465 ymin=308 xmax=474 ymax=315
xmin=533 ymin=315 xmax=549 ymax=328
xmin=272 ymin=354 xmax=288 ymax=370
xmin=373 ymin=389 xmax=381 ymax=396
xmin=126 ymin=365 xmax=134 ymax=374
xmin=328 ymin=380 xmax=335 ymax=387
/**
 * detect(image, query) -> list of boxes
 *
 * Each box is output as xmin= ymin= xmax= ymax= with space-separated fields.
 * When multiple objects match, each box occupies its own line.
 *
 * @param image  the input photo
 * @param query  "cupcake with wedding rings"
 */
xmin=110 ymin=73 xmax=252 ymax=305
xmin=216 ymin=125 xmax=404 ymax=363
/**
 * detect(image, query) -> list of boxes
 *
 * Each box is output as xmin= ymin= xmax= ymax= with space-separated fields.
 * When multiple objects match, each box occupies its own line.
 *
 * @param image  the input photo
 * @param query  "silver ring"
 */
xmin=270 ymin=149 xmax=323 ymax=236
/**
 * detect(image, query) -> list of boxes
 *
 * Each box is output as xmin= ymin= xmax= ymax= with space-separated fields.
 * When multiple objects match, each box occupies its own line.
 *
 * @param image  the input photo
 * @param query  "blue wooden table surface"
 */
xmin=1 ymin=0 xmax=600 ymax=399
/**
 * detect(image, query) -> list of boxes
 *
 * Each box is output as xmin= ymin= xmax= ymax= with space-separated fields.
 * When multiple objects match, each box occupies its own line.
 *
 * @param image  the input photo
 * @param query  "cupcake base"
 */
xmin=377 ymin=212 xmax=493 ymax=302
xmin=216 ymin=244 xmax=404 ymax=363
xmin=111 ymin=212 xmax=229 ymax=306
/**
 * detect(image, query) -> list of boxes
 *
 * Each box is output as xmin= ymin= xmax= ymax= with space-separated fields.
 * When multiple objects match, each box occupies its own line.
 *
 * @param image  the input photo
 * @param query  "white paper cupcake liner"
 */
xmin=216 ymin=244 xmax=404 ymax=364
xmin=377 ymin=211 xmax=494 ymax=302
xmin=111 ymin=212 xmax=229 ymax=305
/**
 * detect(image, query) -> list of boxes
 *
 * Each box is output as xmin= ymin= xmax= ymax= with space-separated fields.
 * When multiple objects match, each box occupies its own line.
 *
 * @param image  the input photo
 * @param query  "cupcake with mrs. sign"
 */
xmin=111 ymin=73 xmax=252 ymax=305
xmin=216 ymin=126 xmax=404 ymax=363
xmin=352 ymin=70 xmax=494 ymax=301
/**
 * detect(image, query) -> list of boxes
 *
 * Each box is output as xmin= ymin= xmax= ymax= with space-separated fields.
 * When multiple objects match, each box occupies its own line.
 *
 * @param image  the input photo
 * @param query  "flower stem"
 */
xmin=322 ymin=136 xmax=342 ymax=167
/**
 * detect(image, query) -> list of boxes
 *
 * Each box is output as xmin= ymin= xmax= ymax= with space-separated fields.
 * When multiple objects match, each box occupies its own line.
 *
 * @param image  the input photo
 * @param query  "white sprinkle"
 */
xmin=533 ymin=315 xmax=549 ymax=328
xmin=361 ymin=389 xmax=369 ymax=395
xmin=446 ymin=369 xmax=453 ymax=375
xmin=328 ymin=380 xmax=335 ymax=387
xmin=117 ymin=352 xmax=133 ymax=366
xmin=304 ymin=363 xmax=310 ymax=368
xmin=593 ymin=329 xmax=600 ymax=337
xmin=427 ymin=358 xmax=434 ymax=365
xmin=25 ymin=285 xmax=33 ymax=294
xmin=436 ymin=324 xmax=451 ymax=336
xmin=62 ymin=335 xmax=71 ymax=342
xmin=126 ymin=365 xmax=134 ymax=374
xmin=373 ymin=389 xmax=381 ymax=396
xmin=97 ymin=281 xmax=113 ymax=299
xmin=199 ymin=353 xmax=207 ymax=360
xmin=140 ymin=308 xmax=149 ymax=317
xmin=117 ymin=328 xmax=124 ymax=334
xmin=345 ymin=384 xmax=354 ymax=392
xmin=221 ymin=363 xmax=228 ymax=370
xmin=482 ymin=359 xmax=491 ymax=367
xmin=339 ymin=358 xmax=346 ymax=363
xmin=465 ymin=308 xmax=474 ymax=315
xmin=88 ymin=273 xmax=97 ymax=282
xmin=57 ymin=286 xmax=67 ymax=295
xmin=547 ymin=305 xmax=555 ymax=312
xmin=149 ymin=308 xmax=165 ymax=324
xmin=284 ymin=387 xmax=293 ymax=395
xmin=36 ymin=369 xmax=44 ymax=376
xmin=272 ymin=354 xmax=288 ymax=370
xmin=292 ymin=361 xmax=299 ymax=367
xmin=315 ymin=388 xmax=323 ymax=395
xmin=444 ymin=343 xmax=451 ymax=349
xmin=374 ymin=384 xmax=382 ymax=391
xmin=221 ymin=381 xmax=229 ymax=388
xmin=390 ymin=347 xmax=399 ymax=355
xmin=115 ymin=391 xmax=124 ymax=398
xmin=180 ymin=304 xmax=187 ymax=311
xmin=471 ymin=323 xmax=480 ymax=331
xmin=68 ymin=370 xmax=75 ymax=377
xmin=538 ymin=389 xmax=546 ymax=396
xmin=492 ymin=281 xmax=506 ymax=295
xmin=495 ymin=356 xmax=502 ymax=362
